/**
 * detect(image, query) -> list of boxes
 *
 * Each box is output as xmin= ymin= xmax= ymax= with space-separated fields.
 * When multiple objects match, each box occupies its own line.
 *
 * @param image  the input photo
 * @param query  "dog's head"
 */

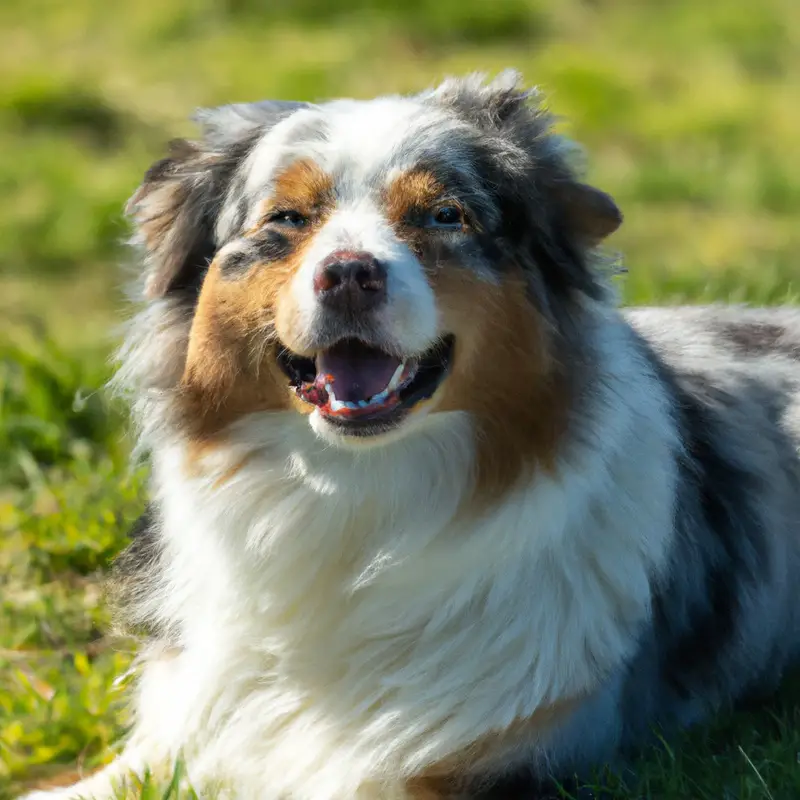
xmin=126 ymin=72 xmax=621 ymax=488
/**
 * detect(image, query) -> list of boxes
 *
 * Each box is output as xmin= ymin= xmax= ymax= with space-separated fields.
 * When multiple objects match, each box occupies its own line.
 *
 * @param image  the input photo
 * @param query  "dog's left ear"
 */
xmin=551 ymin=180 xmax=622 ymax=246
xmin=126 ymin=101 xmax=307 ymax=299
xmin=427 ymin=71 xmax=622 ymax=247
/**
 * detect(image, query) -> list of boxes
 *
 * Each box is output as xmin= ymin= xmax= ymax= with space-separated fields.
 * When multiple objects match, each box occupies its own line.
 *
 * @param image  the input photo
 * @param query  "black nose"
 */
xmin=314 ymin=251 xmax=387 ymax=313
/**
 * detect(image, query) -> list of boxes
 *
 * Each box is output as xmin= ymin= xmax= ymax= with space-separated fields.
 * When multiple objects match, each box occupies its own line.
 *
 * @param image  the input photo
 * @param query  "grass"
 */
xmin=1 ymin=0 xmax=799 ymax=797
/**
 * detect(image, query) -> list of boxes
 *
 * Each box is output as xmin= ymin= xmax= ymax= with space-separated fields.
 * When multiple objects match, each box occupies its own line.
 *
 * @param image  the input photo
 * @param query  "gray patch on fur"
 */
xmin=598 ymin=307 xmax=800 ymax=773
xmin=107 ymin=506 xmax=177 ymax=641
xmin=719 ymin=318 xmax=800 ymax=361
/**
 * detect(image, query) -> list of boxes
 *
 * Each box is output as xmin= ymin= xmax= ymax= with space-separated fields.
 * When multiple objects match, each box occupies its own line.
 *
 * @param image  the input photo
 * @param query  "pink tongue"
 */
xmin=316 ymin=341 xmax=401 ymax=403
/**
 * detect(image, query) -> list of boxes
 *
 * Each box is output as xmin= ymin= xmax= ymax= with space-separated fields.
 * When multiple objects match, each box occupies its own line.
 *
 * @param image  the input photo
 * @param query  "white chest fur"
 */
xmin=129 ymin=321 xmax=678 ymax=799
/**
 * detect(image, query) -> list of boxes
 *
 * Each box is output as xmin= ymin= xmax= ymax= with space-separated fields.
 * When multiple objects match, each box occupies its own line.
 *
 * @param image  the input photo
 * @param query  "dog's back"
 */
xmin=617 ymin=306 xmax=800 ymax=738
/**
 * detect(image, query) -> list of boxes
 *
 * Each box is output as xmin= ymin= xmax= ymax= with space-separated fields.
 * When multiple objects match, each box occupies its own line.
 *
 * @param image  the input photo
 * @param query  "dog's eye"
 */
xmin=267 ymin=210 xmax=308 ymax=227
xmin=431 ymin=206 xmax=463 ymax=227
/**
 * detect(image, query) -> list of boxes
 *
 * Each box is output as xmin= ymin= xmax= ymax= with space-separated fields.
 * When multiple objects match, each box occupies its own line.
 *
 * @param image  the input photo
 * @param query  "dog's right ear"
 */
xmin=126 ymin=101 xmax=307 ymax=299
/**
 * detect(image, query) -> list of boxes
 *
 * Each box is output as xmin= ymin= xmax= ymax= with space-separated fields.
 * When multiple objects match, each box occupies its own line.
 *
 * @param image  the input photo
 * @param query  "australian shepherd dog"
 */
xmin=24 ymin=72 xmax=800 ymax=800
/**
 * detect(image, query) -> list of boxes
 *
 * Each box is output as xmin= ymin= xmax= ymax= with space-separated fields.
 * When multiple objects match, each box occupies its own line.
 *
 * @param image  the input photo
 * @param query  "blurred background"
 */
xmin=1 ymin=1 xmax=799 ymax=797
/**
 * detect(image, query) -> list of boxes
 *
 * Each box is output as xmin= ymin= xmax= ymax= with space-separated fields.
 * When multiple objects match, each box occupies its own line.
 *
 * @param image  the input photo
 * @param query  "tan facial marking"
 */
xmin=249 ymin=158 xmax=335 ymax=235
xmin=383 ymin=168 xmax=468 ymax=258
xmin=384 ymin=169 xmax=447 ymax=226
xmin=178 ymin=159 xmax=335 ymax=467
xmin=432 ymin=267 xmax=568 ymax=502
xmin=179 ymin=259 xmax=292 ymax=470
xmin=385 ymin=169 xmax=568 ymax=501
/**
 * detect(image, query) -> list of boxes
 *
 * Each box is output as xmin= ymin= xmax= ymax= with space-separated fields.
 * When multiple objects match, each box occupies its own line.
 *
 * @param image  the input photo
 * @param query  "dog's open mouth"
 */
xmin=277 ymin=336 xmax=455 ymax=434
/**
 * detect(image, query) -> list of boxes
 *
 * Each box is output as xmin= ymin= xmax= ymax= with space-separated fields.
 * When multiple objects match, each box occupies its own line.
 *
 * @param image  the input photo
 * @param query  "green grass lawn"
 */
xmin=2 ymin=1 xmax=800 ymax=797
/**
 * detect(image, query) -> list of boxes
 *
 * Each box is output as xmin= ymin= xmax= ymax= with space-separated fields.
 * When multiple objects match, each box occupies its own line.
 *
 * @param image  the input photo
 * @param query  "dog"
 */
xmin=23 ymin=71 xmax=800 ymax=800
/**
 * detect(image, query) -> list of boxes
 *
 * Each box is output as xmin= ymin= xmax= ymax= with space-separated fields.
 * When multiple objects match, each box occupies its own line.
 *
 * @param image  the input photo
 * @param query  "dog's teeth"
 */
xmin=325 ymin=383 xmax=332 ymax=393
xmin=358 ymin=400 xmax=369 ymax=408
xmin=329 ymin=397 xmax=345 ymax=412
xmin=344 ymin=401 xmax=360 ymax=410
xmin=369 ymin=390 xmax=389 ymax=406
xmin=387 ymin=362 xmax=406 ymax=392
